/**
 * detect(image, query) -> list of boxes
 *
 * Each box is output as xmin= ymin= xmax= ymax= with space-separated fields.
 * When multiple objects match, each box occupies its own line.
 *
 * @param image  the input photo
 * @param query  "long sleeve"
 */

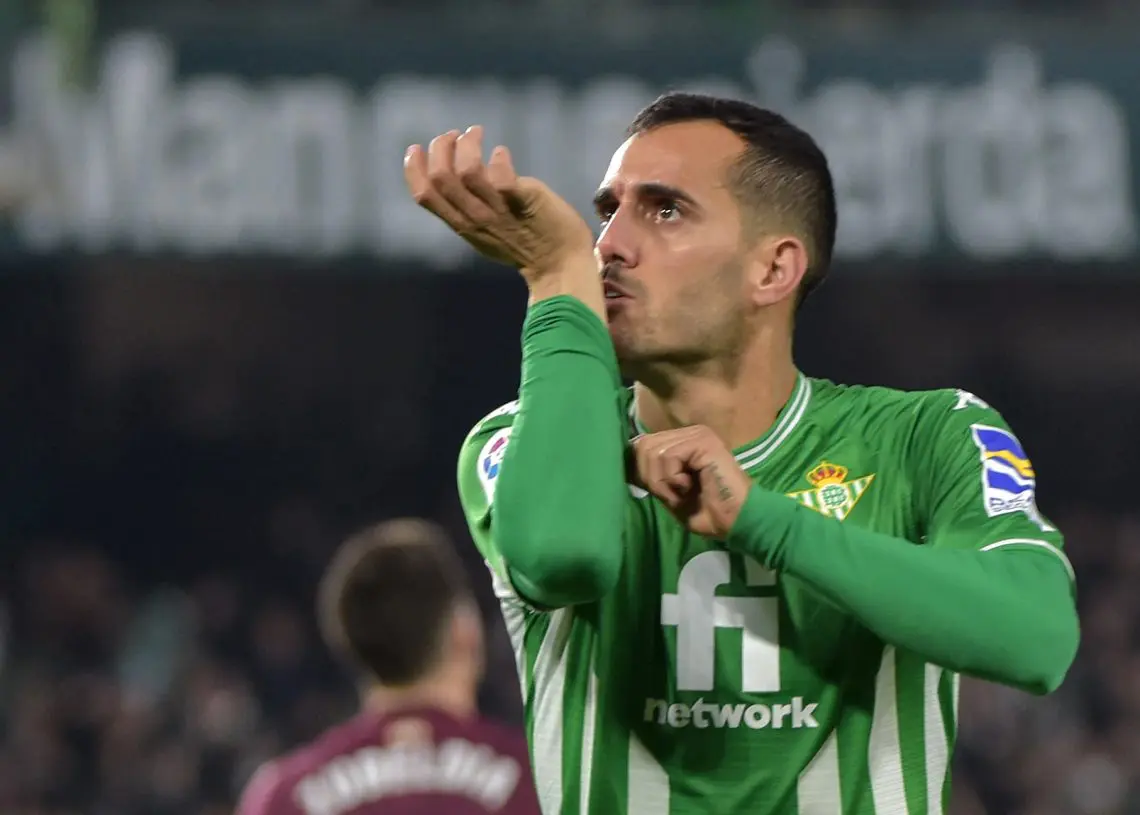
xmin=726 ymin=392 xmax=1081 ymax=696
xmin=456 ymin=295 xmax=628 ymax=609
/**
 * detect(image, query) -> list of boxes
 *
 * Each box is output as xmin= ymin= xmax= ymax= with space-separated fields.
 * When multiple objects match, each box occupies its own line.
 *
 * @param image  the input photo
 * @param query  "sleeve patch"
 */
xmin=477 ymin=427 xmax=512 ymax=503
xmin=970 ymin=423 xmax=1054 ymax=532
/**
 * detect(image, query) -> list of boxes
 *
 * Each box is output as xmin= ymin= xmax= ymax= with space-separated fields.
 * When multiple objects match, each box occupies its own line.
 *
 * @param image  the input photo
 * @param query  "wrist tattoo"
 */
xmin=710 ymin=463 xmax=733 ymax=502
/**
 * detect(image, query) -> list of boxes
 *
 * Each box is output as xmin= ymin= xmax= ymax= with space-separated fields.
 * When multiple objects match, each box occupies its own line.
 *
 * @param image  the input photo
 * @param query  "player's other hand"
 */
xmin=404 ymin=126 xmax=595 ymax=283
xmin=629 ymin=426 xmax=753 ymax=539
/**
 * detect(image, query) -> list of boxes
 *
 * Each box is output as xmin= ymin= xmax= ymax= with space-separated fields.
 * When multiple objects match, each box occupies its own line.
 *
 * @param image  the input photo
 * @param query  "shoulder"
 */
xmin=238 ymin=718 xmax=367 ymax=813
xmin=808 ymin=380 xmax=1023 ymax=463
xmin=460 ymin=400 xmax=520 ymax=466
xmin=808 ymin=378 xmax=972 ymax=427
xmin=471 ymin=398 xmax=522 ymax=430
xmin=811 ymin=379 xmax=1001 ymax=421
xmin=457 ymin=399 xmax=520 ymax=502
xmin=467 ymin=399 xmax=520 ymax=438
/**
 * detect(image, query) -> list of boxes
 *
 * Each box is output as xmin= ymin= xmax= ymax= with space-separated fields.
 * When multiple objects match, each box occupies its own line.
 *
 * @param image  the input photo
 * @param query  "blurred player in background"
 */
xmin=236 ymin=518 xmax=541 ymax=815
xmin=405 ymin=92 xmax=1080 ymax=814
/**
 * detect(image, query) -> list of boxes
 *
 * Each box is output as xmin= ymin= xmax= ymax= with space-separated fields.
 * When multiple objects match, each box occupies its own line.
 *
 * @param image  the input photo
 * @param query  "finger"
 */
xmin=429 ymin=129 xmax=498 ymax=224
xmin=404 ymin=144 xmax=429 ymax=200
xmin=486 ymin=145 xmax=518 ymax=194
xmin=455 ymin=126 xmax=507 ymax=214
xmin=644 ymin=431 xmax=702 ymax=474
xmin=426 ymin=129 xmax=459 ymax=181
xmin=631 ymin=427 xmax=701 ymax=457
xmin=632 ymin=437 xmax=673 ymax=504
xmin=665 ymin=470 xmax=694 ymax=500
xmin=405 ymin=143 xmax=469 ymax=227
xmin=660 ymin=441 xmax=699 ymax=504
xmin=655 ymin=433 xmax=719 ymax=508
xmin=637 ymin=439 xmax=689 ymax=508
xmin=491 ymin=147 xmax=535 ymax=218
xmin=656 ymin=450 xmax=691 ymax=506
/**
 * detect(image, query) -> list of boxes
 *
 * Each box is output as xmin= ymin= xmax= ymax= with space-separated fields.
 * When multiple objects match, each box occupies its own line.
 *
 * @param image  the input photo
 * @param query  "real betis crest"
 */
xmin=786 ymin=461 xmax=875 ymax=521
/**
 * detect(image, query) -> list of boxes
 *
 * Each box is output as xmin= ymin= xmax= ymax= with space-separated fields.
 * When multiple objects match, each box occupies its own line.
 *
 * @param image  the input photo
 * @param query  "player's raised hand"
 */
xmin=404 ymin=126 xmax=595 ymax=282
xmin=630 ymin=426 xmax=753 ymax=539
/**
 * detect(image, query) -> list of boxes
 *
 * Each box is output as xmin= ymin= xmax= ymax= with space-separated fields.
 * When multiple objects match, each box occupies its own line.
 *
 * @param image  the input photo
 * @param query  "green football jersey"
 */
xmin=457 ymin=375 xmax=1069 ymax=815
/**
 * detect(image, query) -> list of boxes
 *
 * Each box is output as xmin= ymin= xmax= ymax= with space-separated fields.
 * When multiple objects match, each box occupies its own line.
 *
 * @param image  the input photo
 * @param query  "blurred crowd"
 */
xmin=0 ymin=542 xmax=524 ymax=815
xmin=0 ymin=394 xmax=525 ymax=815
xmin=955 ymin=511 xmax=1140 ymax=815
xmin=0 ymin=287 xmax=527 ymax=815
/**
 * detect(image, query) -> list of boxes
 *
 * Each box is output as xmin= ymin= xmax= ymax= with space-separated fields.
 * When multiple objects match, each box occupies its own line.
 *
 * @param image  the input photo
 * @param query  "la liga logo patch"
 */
xmin=477 ymin=427 xmax=512 ymax=502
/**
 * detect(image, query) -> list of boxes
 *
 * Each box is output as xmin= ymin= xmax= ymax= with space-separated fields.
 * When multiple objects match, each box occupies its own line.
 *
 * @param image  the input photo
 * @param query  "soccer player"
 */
xmin=235 ymin=518 xmax=541 ymax=815
xmin=403 ymin=94 xmax=1079 ymax=814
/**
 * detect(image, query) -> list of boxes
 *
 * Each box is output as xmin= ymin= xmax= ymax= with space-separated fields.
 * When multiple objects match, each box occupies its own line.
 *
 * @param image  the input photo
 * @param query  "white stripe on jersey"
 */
xmin=797 ymin=728 xmax=842 ymax=814
xmin=979 ymin=538 xmax=1075 ymax=583
xmin=868 ymin=647 xmax=909 ymax=814
xmin=924 ymin=664 xmax=949 ymax=815
xmin=627 ymin=734 xmax=670 ymax=814
xmin=531 ymin=609 xmax=572 ymax=814
xmin=488 ymin=563 xmax=531 ymax=706
xmin=737 ymin=374 xmax=813 ymax=471
xmin=580 ymin=661 xmax=599 ymax=815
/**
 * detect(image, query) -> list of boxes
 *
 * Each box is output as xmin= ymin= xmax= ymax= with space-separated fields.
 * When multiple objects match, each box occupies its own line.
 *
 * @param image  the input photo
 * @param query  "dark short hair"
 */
xmin=318 ymin=518 xmax=472 ymax=685
xmin=627 ymin=92 xmax=837 ymax=306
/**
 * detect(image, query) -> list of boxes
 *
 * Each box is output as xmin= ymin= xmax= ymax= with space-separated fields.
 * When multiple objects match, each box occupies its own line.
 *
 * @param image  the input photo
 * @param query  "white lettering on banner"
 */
xmin=1 ymin=32 xmax=1134 ymax=259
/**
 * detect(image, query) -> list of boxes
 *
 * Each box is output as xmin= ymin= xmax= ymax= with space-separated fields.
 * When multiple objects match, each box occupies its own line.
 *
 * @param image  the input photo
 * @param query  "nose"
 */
xmin=595 ymin=208 xmax=638 ymax=270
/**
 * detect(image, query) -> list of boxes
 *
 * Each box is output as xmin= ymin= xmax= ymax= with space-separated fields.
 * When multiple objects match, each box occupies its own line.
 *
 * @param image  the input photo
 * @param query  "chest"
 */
xmin=611 ymin=445 xmax=917 ymax=700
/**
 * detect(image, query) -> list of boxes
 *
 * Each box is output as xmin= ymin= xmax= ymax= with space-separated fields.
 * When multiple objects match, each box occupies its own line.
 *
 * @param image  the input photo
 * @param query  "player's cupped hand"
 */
xmin=629 ymin=426 xmax=754 ymax=540
xmin=404 ymin=126 xmax=595 ymax=283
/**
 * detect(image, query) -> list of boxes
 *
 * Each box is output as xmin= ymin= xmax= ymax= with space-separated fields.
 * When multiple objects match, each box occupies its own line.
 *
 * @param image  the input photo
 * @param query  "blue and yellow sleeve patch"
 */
xmin=970 ymin=423 xmax=1036 ymax=516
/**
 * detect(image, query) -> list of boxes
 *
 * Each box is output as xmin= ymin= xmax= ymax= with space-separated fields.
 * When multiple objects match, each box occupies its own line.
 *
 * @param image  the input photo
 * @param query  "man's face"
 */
xmin=593 ymin=120 xmax=752 ymax=374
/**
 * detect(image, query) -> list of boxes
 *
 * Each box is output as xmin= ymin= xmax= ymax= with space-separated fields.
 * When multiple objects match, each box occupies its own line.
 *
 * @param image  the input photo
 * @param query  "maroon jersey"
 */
xmin=236 ymin=707 xmax=540 ymax=815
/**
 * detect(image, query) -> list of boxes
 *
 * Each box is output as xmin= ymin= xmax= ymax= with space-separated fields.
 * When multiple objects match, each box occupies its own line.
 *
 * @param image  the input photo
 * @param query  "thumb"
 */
xmin=504 ymin=175 xmax=555 ymax=218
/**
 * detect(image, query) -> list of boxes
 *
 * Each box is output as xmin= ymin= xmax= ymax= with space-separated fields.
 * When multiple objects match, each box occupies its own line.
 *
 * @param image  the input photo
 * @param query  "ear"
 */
xmin=745 ymin=235 xmax=808 ymax=308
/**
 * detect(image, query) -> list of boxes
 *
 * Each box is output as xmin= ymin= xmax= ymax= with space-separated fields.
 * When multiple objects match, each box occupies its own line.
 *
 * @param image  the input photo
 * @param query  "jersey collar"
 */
xmin=629 ymin=372 xmax=812 ymax=471
xmin=734 ymin=372 xmax=811 ymax=470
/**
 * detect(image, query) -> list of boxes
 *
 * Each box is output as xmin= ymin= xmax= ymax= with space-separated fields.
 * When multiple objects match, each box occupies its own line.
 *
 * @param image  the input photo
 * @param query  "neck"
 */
xmin=362 ymin=669 xmax=477 ymax=721
xmin=633 ymin=327 xmax=799 ymax=451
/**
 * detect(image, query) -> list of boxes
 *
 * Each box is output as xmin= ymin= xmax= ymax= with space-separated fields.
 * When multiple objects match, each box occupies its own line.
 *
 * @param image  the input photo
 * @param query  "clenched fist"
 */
xmin=629 ymin=426 xmax=754 ymax=539
xmin=404 ymin=126 xmax=595 ymax=284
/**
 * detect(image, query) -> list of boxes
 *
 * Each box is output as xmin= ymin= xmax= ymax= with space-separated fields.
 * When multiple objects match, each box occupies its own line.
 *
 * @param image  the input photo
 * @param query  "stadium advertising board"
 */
xmin=0 ymin=29 xmax=1135 ymax=265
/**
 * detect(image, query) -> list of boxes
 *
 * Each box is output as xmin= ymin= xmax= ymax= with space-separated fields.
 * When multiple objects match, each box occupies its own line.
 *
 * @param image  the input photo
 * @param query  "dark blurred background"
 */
xmin=0 ymin=1 xmax=1137 ymax=814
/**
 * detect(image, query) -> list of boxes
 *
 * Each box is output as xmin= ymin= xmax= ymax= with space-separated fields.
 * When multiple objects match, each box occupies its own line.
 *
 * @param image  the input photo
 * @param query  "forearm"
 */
xmin=727 ymin=488 xmax=1079 ymax=694
xmin=493 ymin=295 xmax=626 ymax=607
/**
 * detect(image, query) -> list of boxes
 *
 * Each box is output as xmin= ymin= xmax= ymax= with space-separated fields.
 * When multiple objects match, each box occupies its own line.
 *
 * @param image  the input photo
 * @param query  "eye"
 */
xmin=653 ymin=201 xmax=683 ymax=223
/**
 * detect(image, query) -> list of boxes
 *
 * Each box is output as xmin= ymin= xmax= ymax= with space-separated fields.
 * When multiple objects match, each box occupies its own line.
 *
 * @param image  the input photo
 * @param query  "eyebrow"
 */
xmin=592 ymin=182 xmax=700 ymax=213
